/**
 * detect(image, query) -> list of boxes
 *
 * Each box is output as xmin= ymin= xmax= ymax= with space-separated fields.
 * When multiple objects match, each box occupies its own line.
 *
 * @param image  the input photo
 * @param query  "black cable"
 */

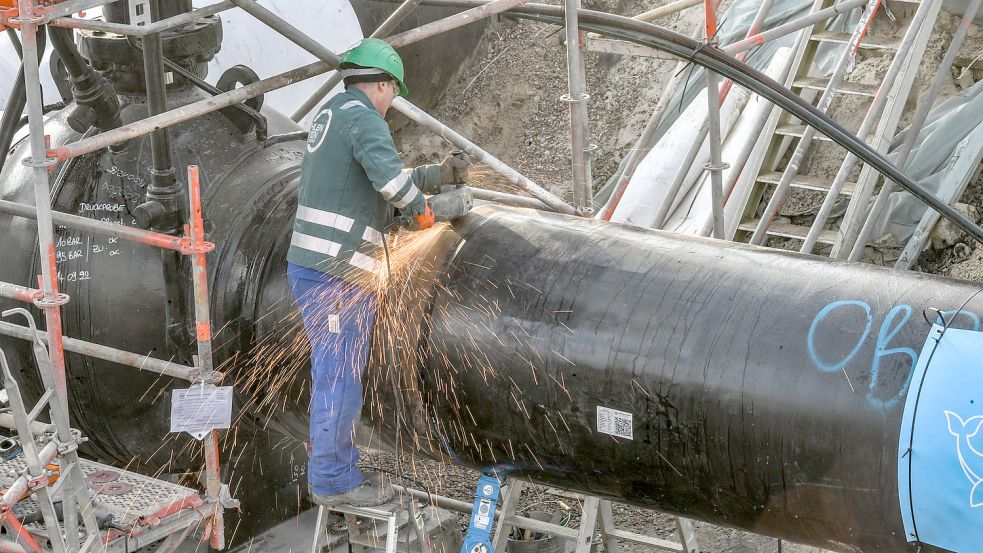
xmin=379 ymin=230 xmax=411 ymax=505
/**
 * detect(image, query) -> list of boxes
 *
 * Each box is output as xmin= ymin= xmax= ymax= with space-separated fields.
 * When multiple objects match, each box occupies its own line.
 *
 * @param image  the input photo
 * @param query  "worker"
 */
xmin=286 ymin=38 xmax=469 ymax=508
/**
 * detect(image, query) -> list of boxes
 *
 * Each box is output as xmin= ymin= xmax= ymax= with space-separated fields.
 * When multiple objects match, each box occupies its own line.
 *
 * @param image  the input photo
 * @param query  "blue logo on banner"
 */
xmin=899 ymin=324 xmax=983 ymax=551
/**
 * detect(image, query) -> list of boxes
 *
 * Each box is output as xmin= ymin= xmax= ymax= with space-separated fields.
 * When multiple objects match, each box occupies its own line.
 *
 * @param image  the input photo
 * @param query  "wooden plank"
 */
xmin=792 ymin=76 xmax=879 ymax=97
xmin=738 ymin=218 xmax=838 ymax=243
xmin=757 ymin=171 xmax=857 ymax=195
xmin=810 ymin=30 xmax=900 ymax=50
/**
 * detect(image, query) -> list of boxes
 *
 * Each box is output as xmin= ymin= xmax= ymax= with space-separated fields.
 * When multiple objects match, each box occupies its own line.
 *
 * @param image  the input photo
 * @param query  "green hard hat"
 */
xmin=340 ymin=38 xmax=408 ymax=97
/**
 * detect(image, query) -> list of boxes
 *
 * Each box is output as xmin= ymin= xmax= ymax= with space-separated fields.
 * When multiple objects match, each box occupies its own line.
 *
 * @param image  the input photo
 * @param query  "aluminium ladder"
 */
xmin=731 ymin=0 xmax=943 ymax=257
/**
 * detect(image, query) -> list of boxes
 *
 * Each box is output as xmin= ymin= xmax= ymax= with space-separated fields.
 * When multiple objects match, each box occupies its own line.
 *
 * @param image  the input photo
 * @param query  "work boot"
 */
xmin=311 ymin=472 xmax=395 ymax=508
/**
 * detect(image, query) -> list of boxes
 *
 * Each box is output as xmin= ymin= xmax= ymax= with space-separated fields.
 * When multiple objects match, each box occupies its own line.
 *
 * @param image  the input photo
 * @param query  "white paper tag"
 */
xmin=597 ymin=406 xmax=633 ymax=440
xmin=170 ymin=386 xmax=234 ymax=440
xmin=328 ymin=314 xmax=341 ymax=334
xmin=474 ymin=499 xmax=492 ymax=530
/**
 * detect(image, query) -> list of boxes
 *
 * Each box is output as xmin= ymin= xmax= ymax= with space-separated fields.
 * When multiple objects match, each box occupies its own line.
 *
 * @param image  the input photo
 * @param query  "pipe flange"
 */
xmin=22 ymin=155 xmax=58 ymax=169
xmin=703 ymin=161 xmax=730 ymax=171
xmin=559 ymin=92 xmax=590 ymax=103
xmin=33 ymin=292 xmax=70 ymax=308
xmin=178 ymin=238 xmax=216 ymax=256
xmin=78 ymin=15 xmax=222 ymax=93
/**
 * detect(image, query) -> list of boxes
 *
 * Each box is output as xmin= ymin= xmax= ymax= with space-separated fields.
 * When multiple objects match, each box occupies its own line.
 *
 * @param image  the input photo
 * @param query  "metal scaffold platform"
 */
xmin=0 ymin=455 xmax=209 ymax=552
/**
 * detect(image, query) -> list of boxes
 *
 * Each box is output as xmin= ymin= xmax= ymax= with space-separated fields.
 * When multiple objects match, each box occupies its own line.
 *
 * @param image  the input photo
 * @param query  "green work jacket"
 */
xmin=287 ymin=87 xmax=440 ymax=283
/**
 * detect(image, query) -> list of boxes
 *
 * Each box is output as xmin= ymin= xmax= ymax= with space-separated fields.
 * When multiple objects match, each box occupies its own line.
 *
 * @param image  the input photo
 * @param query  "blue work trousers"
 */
xmin=287 ymin=263 xmax=378 ymax=495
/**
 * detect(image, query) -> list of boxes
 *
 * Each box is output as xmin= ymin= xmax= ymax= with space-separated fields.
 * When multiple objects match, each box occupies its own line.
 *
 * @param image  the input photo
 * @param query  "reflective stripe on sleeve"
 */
xmin=391 ymin=184 xmax=421 ymax=209
xmin=296 ymin=205 xmax=355 ymax=233
xmin=340 ymin=100 xmax=363 ymax=110
xmin=379 ymin=170 xmax=411 ymax=200
xmin=290 ymin=231 xmax=341 ymax=257
xmin=362 ymin=226 xmax=384 ymax=247
xmin=350 ymin=251 xmax=383 ymax=275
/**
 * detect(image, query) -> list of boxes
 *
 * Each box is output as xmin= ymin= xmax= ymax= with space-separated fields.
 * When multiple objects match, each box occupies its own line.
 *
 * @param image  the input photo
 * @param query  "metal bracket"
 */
xmin=55 ymin=432 xmax=86 ymax=455
xmin=26 ymin=474 xmax=48 ymax=492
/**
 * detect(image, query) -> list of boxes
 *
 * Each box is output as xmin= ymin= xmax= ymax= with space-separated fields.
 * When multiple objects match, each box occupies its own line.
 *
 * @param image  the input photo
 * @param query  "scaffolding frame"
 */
xmin=0 ymin=1 xmax=231 ymax=548
xmin=0 ymin=0 xmax=981 ymax=550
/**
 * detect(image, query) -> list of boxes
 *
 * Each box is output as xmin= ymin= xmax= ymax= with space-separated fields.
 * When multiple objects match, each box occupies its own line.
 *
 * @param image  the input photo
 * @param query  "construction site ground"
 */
xmin=219 ymin=448 xmax=826 ymax=553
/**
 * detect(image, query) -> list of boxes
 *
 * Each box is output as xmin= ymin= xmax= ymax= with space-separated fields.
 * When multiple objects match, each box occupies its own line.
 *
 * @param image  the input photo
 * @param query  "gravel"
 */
xmin=359 ymin=447 xmax=827 ymax=553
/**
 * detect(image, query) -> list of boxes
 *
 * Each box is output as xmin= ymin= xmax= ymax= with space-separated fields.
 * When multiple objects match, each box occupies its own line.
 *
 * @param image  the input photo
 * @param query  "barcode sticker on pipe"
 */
xmin=597 ymin=406 xmax=633 ymax=440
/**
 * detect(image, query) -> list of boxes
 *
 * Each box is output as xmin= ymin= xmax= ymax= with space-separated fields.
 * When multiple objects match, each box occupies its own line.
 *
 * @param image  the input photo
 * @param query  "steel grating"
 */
xmin=0 ymin=450 xmax=202 ymax=550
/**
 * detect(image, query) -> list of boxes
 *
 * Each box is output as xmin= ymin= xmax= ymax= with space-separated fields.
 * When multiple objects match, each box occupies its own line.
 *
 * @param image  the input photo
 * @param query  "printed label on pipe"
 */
xmin=597 ymin=406 xmax=633 ymax=440
xmin=171 ymin=386 xmax=234 ymax=440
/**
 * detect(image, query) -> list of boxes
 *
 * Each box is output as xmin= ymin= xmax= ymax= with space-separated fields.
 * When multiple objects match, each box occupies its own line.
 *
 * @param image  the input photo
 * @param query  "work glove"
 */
xmin=405 ymin=201 xmax=435 ymax=231
xmin=439 ymin=152 xmax=471 ymax=185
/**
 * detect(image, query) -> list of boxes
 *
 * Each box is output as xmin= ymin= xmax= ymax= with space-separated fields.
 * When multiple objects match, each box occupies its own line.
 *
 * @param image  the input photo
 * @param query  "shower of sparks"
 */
xmin=0 ymin=200 xmax=672 ymax=548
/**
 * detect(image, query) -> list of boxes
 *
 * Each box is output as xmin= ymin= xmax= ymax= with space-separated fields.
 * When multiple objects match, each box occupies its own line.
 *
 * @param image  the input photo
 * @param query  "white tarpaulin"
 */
xmin=0 ymin=0 xmax=363 ymax=125
xmin=869 ymin=78 xmax=983 ymax=244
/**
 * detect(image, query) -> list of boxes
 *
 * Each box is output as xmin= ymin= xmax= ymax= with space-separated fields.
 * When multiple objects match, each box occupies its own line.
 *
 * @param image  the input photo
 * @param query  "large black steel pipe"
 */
xmin=369 ymin=206 xmax=983 ymax=553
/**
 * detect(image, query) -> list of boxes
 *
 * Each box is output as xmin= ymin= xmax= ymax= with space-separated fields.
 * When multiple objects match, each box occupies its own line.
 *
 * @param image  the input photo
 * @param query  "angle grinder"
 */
xmin=392 ymin=187 xmax=474 ymax=230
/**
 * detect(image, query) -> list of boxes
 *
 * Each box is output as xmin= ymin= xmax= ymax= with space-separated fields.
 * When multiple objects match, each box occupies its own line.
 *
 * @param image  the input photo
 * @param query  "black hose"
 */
xmin=379 ymin=0 xmax=983 ymax=247
xmin=6 ymin=28 xmax=22 ymax=59
xmin=262 ymin=131 xmax=308 ymax=148
xmin=47 ymin=26 xmax=88 ymax=77
xmin=47 ymin=19 xmax=122 ymax=133
xmin=0 ymin=27 xmax=46 ymax=176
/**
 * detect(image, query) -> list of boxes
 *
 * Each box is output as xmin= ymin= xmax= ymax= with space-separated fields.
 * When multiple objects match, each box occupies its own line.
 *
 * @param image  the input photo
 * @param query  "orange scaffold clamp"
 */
xmin=0 ymin=2 xmax=15 ymax=30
